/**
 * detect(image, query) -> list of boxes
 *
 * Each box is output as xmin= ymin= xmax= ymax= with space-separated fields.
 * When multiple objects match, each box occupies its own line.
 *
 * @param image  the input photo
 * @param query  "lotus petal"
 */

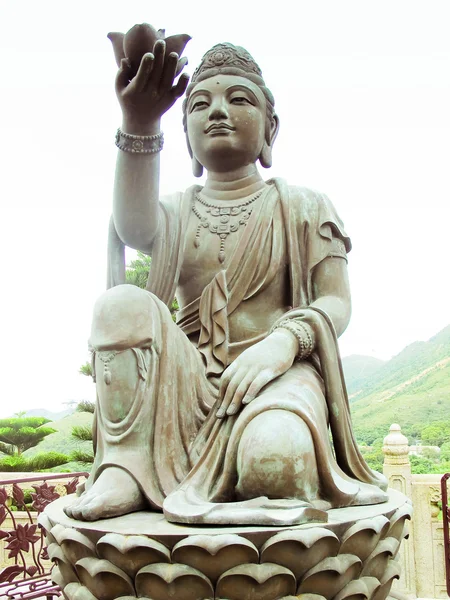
xmin=372 ymin=562 xmax=401 ymax=600
xmin=165 ymin=34 xmax=191 ymax=58
xmin=172 ymin=533 xmax=258 ymax=584
xmin=334 ymin=576 xmax=380 ymax=600
xmin=51 ymin=526 xmax=96 ymax=564
xmin=47 ymin=543 xmax=79 ymax=584
xmin=97 ymin=533 xmax=169 ymax=578
xmin=386 ymin=504 xmax=412 ymax=542
xmin=261 ymin=528 xmax=339 ymax=580
xmin=339 ymin=515 xmax=390 ymax=562
xmin=297 ymin=554 xmax=362 ymax=599
xmin=64 ymin=582 xmax=98 ymax=600
xmin=75 ymin=557 xmax=134 ymax=600
xmin=107 ymin=32 xmax=125 ymax=67
xmin=216 ymin=563 xmax=296 ymax=600
xmin=136 ymin=563 xmax=213 ymax=600
xmin=123 ymin=23 xmax=160 ymax=75
xmin=360 ymin=537 xmax=398 ymax=579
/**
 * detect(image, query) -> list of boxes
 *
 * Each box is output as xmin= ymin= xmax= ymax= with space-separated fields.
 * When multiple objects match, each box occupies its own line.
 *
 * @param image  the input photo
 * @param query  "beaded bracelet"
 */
xmin=271 ymin=318 xmax=315 ymax=360
xmin=115 ymin=128 xmax=164 ymax=154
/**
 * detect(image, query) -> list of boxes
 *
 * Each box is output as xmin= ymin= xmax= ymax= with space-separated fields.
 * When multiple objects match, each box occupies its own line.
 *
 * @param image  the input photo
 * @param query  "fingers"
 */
xmin=226 ymin=374 xmax=255 ymax=416
xmin=147 ymin=39 xmax=165 ymax=89
xmin=160 ymin=52 xmax=179 ymax=92
xmin=132 ymin=52 xmax=155 ymax=93
xmin=172 ymin=72 xmax=190 ymax=99
xmin=217 ymin=365 xmax=237 ymax=417
xmin=217 ymin=368 xmax=256 ymax=418
xmin=115 ymin=58 xmax=132 ymax=92
xmin=242 ymin=370 xmax=274 ymax=405
xmin=175 ymin=56 xmax=188 ymax=77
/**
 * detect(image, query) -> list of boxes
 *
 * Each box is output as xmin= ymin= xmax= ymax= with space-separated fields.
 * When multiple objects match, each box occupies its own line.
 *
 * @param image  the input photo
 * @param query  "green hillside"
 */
xmin=349 ymin=325 xmax=450 ymax=444
xmin=23 ymin=411 xmax=93 ymax=459
xmin=342 ymin=355 xmax=385 ymax=396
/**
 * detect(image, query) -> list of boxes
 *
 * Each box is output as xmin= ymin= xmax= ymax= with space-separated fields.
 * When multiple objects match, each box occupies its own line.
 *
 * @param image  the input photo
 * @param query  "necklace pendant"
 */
xmin=218 ymin=251 xmax=225 ymax=263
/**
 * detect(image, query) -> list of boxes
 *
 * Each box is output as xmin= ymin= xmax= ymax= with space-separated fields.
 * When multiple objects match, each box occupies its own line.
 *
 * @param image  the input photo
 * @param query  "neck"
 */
xmin=202 ymin=165 xmax=265 ymax=200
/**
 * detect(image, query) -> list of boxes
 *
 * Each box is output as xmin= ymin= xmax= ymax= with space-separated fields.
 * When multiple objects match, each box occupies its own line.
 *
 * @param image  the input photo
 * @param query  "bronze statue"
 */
xmin=64 ymin=24 xmax=387 ymax=526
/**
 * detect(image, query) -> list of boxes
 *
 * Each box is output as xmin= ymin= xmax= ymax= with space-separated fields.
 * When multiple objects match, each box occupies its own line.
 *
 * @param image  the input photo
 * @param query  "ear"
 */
xmin=192 ymin=156 xmax=204 ymax=177
xmin=185 ymin=133 xmax=204 ymax=177
xmin=259 ymin=113 xmax=280 ymax=169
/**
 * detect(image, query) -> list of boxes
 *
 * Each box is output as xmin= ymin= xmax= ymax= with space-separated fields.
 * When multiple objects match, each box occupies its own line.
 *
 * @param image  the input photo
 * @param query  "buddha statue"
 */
xmin=64 ymin=25 xmax=387 ymax=526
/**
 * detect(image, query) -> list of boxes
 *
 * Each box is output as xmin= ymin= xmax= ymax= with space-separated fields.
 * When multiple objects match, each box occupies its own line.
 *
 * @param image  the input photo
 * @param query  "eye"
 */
xmin=230 ymin=96 xmax=252 ymax=105
xmin=190 ymin=100 xmax=209 ymax=112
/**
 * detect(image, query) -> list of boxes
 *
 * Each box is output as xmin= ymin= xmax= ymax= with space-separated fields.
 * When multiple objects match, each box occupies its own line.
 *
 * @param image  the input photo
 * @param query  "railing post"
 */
xmin=383 ymin=423 xmax=416 ymax=598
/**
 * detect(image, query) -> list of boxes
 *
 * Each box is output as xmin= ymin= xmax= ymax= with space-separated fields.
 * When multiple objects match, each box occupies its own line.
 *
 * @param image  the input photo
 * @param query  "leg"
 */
xmin=236 ymin=409 xmax=321 ymax=502
xmin=65 ymin=347 xmax=147 ymax=521
xmin=66 ymin=285 xmax=170 ymax=521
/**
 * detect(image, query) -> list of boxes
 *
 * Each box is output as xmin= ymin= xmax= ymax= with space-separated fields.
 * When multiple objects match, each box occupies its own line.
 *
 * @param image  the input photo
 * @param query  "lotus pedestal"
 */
xmin=41 ymin=489 xmax=411 ymax=600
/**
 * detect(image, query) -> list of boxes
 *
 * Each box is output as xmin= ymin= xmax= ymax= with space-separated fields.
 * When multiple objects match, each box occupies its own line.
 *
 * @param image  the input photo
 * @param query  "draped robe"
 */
xmin=93 ymin=178 xmax=387 ymax=524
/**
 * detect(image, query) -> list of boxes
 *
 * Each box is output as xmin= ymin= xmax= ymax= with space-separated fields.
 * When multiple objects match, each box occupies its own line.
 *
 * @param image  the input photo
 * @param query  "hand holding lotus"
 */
xmin=108 ymin=24 xmax=191 ymax=133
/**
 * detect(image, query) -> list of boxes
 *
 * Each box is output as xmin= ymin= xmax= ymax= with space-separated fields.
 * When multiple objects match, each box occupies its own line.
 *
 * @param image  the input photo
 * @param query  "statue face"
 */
xmin=186 ymin=74 xmax=267 ymax=172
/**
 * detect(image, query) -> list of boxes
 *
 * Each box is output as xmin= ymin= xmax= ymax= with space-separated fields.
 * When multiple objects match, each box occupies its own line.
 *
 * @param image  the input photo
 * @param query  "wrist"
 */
xmin=121 ymin=118 xmax=161 ymax=136
xmin=269 ymin=328 xmax=299 ymax=356
xmin=270 ymin=319 xmax=315 ymax=360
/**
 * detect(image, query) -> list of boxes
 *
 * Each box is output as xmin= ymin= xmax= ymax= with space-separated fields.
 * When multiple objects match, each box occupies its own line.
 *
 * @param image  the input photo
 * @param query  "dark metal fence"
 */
xmin=0 ymin=472 xmax=88 ymax=600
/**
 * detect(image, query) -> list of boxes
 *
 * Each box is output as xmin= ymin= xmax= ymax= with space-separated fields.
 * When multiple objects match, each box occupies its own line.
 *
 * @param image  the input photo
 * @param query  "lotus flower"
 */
xmin=108 ymin=23 xmax=191 ymax=78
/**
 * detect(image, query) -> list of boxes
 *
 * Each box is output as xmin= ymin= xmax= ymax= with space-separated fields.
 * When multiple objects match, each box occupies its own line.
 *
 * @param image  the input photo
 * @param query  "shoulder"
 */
xmin=274 ymin=180 xmax=335 ymax=219
xmin=160 ymin=190 xmax=184 ymax=214
xmin=275 ymin=180 xmax=351 ymax=251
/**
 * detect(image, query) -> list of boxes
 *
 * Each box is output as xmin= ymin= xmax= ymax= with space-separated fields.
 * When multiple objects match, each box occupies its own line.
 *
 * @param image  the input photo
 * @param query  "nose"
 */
xmin=208 ymin=97 xmax=229 ymax=120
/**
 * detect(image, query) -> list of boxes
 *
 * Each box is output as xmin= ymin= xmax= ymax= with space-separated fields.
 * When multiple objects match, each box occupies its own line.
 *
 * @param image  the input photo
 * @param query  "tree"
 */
xmin=126 ymin=251 xmax=179 ymax=315
xmin=421 ymin=421 xmax=450 ymax=446
xmin=0 ymin=416 xmax=68 ymax=471
xmin=0 ymin=417 xmax=57 ymax=456
xmin=126 ymin=251 xmax=152 ymax=289
xmin=70 ymin=401 xmax=95 ymax=465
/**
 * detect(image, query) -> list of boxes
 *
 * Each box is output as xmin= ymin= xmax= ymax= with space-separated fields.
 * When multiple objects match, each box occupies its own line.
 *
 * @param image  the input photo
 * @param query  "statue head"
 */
xmin=183 ymin=43 xmax=279 ymax=176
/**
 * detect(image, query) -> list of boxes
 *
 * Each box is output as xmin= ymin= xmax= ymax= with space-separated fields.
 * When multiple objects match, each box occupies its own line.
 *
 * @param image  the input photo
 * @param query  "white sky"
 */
xmin=1 ymin=0 xmax=449 ymax=416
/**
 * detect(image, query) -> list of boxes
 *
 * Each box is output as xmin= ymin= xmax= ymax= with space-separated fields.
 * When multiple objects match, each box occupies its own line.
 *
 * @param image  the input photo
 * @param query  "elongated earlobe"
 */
xmin=259 ymin=144 xmax=273 ymax=169
xmin=192 ymin=156 xmax=204 ymax=177
xmin=259 ymin=113 xmax=280 ymax=169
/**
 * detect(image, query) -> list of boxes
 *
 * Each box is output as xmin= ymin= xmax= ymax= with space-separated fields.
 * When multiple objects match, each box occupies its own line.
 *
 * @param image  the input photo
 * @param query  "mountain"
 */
xmin=347 ymin=325 xmax=450 ymax=444
xmin=342 ymin=355 xmax=385 ymax=396
xmin=22 ymin=408 xmax=74 ymax=420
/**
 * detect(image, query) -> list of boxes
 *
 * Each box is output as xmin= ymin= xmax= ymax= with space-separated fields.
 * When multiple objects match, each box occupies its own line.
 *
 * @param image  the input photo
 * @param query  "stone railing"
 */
xmin=383 ymin=423 xmax=449 ymax=599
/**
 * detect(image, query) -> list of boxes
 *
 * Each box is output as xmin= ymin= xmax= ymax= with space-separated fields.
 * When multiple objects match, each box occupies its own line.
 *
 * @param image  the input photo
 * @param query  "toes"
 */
xmin=64 ymin=495 xmax=84 ymax=518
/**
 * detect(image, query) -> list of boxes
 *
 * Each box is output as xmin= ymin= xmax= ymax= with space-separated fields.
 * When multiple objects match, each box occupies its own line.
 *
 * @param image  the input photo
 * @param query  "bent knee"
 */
xmin=236 ymin=410 xmax=320 ymax=500
xmin=90 ymin=284 xmax=165 ymax=349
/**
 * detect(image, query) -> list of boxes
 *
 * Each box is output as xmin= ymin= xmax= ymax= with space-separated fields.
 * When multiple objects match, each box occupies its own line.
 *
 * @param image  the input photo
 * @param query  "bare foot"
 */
xmin=64 ymin=467 xmax=146 ymax=521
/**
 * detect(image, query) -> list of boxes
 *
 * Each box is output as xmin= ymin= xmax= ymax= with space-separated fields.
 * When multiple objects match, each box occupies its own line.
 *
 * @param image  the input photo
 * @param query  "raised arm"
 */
xmin=112 ymin=39 xmax=189 ymax=252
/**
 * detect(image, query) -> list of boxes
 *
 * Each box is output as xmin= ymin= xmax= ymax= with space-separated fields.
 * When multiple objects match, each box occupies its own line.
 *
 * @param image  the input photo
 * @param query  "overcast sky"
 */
xmin=1 ymin=0 xmax=449 ymax=416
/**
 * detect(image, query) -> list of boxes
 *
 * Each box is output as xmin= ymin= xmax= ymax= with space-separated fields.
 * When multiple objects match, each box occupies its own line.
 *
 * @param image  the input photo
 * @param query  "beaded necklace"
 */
xmin=192 ymin=189 xmax=264 ymax=263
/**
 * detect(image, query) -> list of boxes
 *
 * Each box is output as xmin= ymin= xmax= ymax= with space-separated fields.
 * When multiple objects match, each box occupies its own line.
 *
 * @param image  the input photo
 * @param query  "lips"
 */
xmin=205 ymin=123 xmax=235 ymax=134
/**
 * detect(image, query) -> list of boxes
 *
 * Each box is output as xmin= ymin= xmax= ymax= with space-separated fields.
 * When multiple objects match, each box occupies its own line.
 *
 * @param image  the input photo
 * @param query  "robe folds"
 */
xmin=96 ymin=178 xmax=388 ymax=524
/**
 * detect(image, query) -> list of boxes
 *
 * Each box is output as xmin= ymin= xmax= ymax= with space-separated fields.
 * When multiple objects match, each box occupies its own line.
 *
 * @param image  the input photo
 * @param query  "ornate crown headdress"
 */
xmin=190 ymin=43 xmax=264 ymax=85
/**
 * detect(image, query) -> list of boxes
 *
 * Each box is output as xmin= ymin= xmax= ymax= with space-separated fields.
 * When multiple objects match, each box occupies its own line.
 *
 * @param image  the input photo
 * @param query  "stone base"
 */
xmin=41 ymin=489 xmax=411 ymax=600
